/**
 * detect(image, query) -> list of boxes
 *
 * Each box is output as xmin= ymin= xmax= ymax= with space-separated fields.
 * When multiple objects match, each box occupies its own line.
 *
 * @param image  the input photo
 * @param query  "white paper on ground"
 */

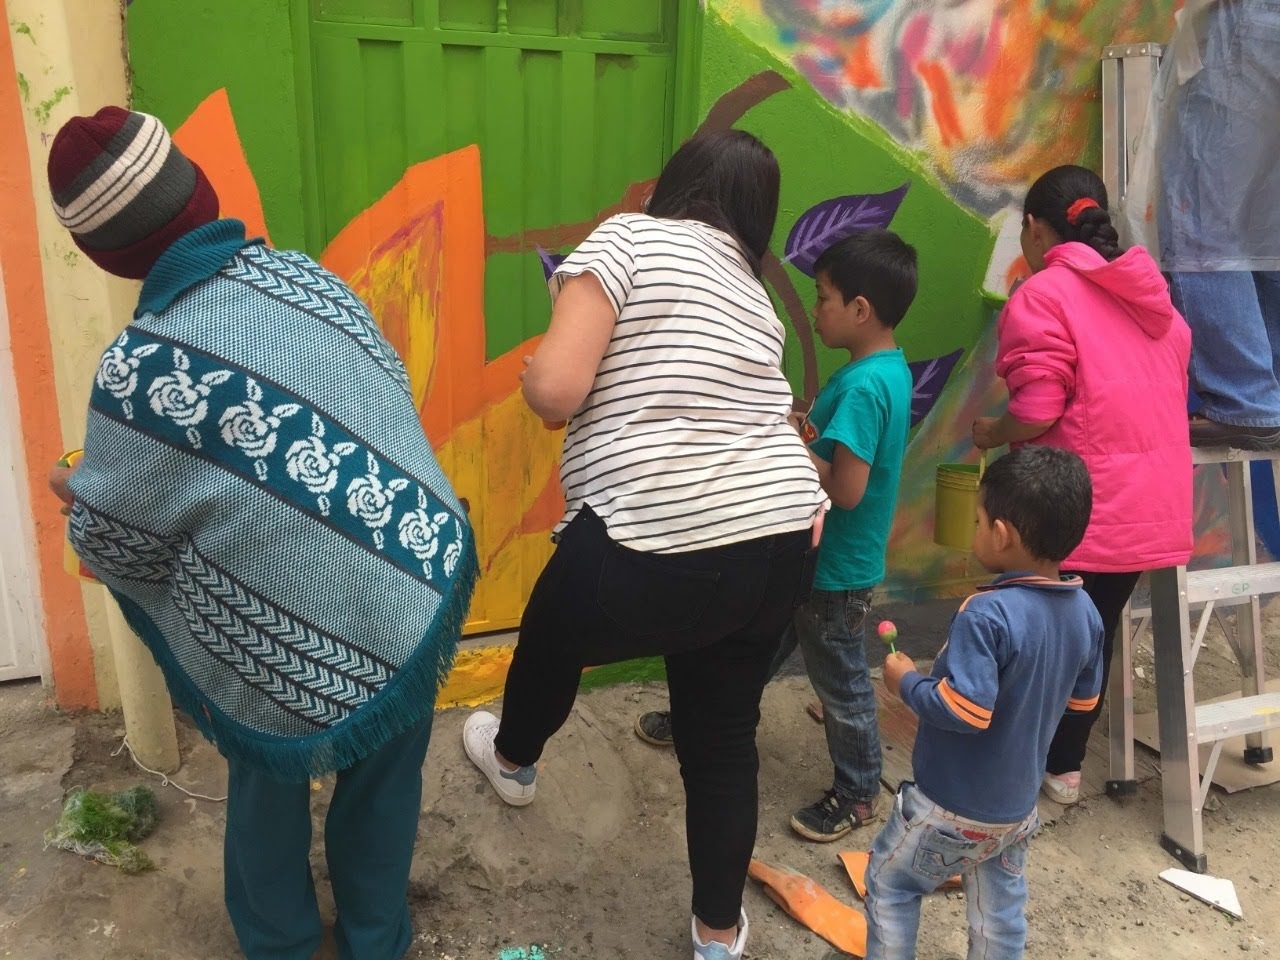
xmin=1159 ymin=868 xmax=1243 ymax=919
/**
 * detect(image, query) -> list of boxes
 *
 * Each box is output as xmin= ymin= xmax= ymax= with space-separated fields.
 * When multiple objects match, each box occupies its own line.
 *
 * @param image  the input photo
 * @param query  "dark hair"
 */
xmin=979 ymin=446 xmax=1092 ymax=562
xmin=646 ymin=130 xmax=780 ymax=277
xmin=813 ymin=229 xmax=918 ymax=329
xmin=1024 ymin=165 xmax=1123 ymax=262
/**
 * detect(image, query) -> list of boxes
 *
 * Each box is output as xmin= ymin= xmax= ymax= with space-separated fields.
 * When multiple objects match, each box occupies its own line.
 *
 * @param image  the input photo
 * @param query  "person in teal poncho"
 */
xmin=46 ymin=106 xmax=477 ymax=960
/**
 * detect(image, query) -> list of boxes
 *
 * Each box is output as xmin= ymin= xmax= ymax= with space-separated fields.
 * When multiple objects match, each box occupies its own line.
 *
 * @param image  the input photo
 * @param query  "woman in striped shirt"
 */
xmin=463 ymin=130 xmax=824 ymax=960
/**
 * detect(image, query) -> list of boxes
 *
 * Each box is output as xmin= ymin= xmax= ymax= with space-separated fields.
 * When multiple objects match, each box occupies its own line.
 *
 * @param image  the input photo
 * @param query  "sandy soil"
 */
xmin=2 ymin=610 xmax=1278 ymax=960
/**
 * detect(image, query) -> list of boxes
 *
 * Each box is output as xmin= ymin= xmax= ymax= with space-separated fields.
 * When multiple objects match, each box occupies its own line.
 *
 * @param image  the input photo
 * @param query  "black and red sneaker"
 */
xmin=790 ymin=789 xmax=880 ymax=843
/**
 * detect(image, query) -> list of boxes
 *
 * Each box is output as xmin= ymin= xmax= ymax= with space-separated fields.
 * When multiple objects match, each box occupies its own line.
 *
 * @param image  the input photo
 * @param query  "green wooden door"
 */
xmin=293 ymin=0 xmax=688 ymax=632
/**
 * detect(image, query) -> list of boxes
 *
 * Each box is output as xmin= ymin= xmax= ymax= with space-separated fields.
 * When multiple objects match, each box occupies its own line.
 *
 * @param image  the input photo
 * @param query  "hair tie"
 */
xmin=1066 ymin=197 xmax=1101 ymax=226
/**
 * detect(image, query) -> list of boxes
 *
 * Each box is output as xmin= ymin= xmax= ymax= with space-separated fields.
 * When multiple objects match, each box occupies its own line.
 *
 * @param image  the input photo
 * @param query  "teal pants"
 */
xmin=224 ymin=720 xmax=432 ymax=960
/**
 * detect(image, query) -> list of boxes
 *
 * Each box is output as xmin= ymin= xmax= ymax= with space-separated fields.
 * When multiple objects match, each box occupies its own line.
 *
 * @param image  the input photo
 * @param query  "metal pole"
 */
xmin=1100 ymin=41 xmax=1164 ymax=796
xmin=1107 ymin=599 xmax=1137 ymax=795
xmin=1151 ymin=564 xmax=1207 ymax=872
xmin=1224 ymin=461 xmax=1274 ymax=764
xmin=104 ymin=603 xmax=180 ymax=773
xmin=1100 ymin=43 xmax=1164 ymax=205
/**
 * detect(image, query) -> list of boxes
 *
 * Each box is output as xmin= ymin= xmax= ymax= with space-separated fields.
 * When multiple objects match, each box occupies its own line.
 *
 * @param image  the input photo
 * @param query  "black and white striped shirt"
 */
xmin=551 ymin=214 xmax=824 ymax=553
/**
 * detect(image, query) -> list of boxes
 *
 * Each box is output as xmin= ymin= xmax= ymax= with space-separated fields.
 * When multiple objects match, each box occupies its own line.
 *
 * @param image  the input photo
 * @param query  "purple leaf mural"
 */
xmin=908 ymin=348 xmax=963 ymax=427
xmin=782 ymin=183 xmax=911 ymax=277
xmin=536 ymin=246 xmax=567 ymax=283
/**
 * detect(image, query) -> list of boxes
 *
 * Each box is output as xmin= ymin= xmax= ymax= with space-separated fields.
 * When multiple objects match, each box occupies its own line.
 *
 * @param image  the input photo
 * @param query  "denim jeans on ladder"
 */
xmin=1172 ymin=271 xmax=1280 ymax=427
xmin=865 ymin=783 xmax=1039 ymax=960
xmin=769 ymin=587 xmax=882 ymax=802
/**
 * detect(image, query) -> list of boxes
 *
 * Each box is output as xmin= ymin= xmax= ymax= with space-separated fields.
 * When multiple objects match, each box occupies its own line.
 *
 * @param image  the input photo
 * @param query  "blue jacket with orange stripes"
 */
xmin=900 ymin=573 xmax=1104 ymax=824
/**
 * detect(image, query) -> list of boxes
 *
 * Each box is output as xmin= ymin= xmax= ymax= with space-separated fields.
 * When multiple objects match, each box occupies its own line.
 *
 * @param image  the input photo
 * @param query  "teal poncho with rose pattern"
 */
xmin=68 ymin=220 xmax=477 ymax=780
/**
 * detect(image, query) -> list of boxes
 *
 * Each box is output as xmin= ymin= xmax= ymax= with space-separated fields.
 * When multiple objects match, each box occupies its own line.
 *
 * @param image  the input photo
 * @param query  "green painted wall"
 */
xmin=127 ymin=1 xmax=992 ymax=388
xmin=697 ymin=9 xmax=992 ymax=390
xmin=128 ymin=1 xmax=307 ymax=249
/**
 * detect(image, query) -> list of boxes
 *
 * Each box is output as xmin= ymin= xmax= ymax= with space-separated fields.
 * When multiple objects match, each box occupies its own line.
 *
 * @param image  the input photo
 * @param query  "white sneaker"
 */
xmin=692 ymin=910 xmax=749 ymax=960
xmin=1041 ymin=770 xmax=1081 ymax=805
xmin=463 ymin=711 xmax=537 ymax=806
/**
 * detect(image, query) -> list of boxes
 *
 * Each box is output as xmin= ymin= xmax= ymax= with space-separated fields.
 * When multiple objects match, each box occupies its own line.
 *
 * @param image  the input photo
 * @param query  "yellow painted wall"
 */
xmin=7 ymin=0 xmax=137 ymax=709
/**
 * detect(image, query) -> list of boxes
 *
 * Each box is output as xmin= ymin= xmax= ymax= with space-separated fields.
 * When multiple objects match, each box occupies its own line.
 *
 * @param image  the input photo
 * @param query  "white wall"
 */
xmin=0 ymin=258 xmax=48 ymax=683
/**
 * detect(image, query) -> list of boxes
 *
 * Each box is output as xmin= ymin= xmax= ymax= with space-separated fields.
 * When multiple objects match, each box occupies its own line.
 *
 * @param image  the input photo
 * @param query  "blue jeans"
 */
xmin=1172 ymin=271 xmax=1280 ymax=426
xmin=865 ymin=783 xmax=1040 ymax=960
xmin=769 ymin=587 xmax=881 ymax=801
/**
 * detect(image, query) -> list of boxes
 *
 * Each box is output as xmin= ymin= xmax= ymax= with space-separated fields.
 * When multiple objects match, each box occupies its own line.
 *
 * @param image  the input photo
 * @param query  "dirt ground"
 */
xmin=2 ymin=609 xmax=1279 ymax=960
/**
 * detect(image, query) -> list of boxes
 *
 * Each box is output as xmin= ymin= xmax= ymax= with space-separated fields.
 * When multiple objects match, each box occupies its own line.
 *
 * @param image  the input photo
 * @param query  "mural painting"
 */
xmin=716 ymin=0 xmax=1180 ymax=214
xmin=126 ymin=0 xmax=1234 ymax=708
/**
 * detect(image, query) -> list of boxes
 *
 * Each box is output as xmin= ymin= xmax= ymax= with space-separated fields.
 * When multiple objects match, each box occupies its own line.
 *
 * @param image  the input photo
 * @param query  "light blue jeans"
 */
xmin=1173 ymin=271 xmax=1280 ymax=427
xmin=865 ymin=782 xmax=1040 ymax=960
xmin=769 ymin=587 xmax=881 ymax=802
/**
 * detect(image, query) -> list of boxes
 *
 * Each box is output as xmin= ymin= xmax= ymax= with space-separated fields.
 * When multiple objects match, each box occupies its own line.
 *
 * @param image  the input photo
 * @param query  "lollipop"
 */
xmin=877 ymin=620 xmax=898 ymax=655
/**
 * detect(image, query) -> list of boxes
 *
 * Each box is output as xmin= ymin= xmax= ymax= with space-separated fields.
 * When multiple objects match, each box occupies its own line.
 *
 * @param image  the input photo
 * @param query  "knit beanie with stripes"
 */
xmin=47 ymin=107 xmax=219 ymax=280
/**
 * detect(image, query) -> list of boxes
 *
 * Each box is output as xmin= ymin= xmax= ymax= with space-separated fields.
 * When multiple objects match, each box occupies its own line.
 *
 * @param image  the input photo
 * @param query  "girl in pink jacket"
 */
xmin=973 ymin=164 xmax=1193 ymax=805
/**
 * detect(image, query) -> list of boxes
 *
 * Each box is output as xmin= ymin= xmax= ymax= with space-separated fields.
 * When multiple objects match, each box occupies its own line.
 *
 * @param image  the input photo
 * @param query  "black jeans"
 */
xmin=1045 ymin=570 xmax=1143 ymax=776
xmin=494 ymin=506 xmax=812 ymax=929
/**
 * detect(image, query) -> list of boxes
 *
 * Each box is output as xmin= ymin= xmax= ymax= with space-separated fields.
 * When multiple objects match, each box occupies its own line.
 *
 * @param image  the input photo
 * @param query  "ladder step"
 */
xmin=1195 ymin=693 xmax=1280 ymax=743
xmin=1129 ymin=592 xmax=1254 ymax=621
xmin=1192 ymin=446 xmax=1280 ymax=465
xmin=1183 ymin=562 xmax=1280 ymax=605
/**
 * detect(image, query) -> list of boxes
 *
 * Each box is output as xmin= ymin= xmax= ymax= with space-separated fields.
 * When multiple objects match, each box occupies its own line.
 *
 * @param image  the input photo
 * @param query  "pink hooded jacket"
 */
xmin=997 ymin=242 xmax=1193 ymax=573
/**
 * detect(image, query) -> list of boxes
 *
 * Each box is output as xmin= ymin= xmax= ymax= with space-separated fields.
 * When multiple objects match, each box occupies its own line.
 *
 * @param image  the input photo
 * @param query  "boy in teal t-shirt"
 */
xmin=633 ymin=230 xmax=918 ymax=843
xmin=805 ymin=349 xmax=912 ymax=593
xmin=779 ymin=229 xmax=915 ymax=841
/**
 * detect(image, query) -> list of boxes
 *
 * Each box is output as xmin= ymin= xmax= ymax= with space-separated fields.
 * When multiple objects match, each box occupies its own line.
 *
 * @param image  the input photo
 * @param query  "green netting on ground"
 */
xmin=45 ymin=786 xmax=159 ymax=874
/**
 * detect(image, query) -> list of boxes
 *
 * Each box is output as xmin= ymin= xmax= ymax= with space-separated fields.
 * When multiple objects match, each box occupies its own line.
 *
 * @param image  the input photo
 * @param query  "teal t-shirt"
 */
xmin=807 ymin=349 xmax=912 ymax=591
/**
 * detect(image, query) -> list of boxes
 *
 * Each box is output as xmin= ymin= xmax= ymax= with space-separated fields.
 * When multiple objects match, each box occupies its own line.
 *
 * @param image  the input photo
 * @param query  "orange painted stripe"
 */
xmin=843 ymin=34 xmax=883 ymax=90
xmin=938 ymin=679 xmax=992 ymax=729
xmin=320 ymin=145 xmax=494 ymax=448
xmin=1067 ymin=694 xmax=1100 ymax=712
xmin=915 ymin=60 xmax=964 ymax=147
xmin=172 ymin=89 xmax=271 ymax=245
xmin=0 ymin=16 xmax=95 ymax=708
xmin=981 ymin=0 xmax=1037 ymax=139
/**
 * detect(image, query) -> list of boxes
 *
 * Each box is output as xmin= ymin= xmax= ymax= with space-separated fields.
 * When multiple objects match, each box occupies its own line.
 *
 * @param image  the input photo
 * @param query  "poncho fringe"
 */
xmin=110 ymin=539 xmax=477 ymax=782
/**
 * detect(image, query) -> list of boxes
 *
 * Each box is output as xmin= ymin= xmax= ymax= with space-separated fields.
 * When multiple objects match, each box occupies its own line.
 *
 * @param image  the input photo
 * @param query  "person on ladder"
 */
xmin=1157 ymin=1 xmax=1280 ymax=450
xmin=972 ymin=165 xmax=1194 ymax=804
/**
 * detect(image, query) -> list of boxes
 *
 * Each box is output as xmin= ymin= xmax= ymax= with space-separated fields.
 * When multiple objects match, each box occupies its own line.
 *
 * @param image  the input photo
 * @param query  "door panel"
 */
xmin=298 ymin=0 xmax=679 ymax=632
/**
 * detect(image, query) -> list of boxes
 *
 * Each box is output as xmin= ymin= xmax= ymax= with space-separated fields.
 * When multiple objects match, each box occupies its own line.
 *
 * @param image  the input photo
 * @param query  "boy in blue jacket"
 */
xmin=871 ymin=445 xmax=1103 ymax=960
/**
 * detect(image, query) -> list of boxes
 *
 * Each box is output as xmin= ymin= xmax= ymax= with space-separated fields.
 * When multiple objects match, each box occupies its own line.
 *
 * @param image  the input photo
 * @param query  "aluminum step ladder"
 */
xmin=1109 ymin=448 xmax=1278 ymax=873
xmin=1100 ymin=41 xmax=1277 ymax=873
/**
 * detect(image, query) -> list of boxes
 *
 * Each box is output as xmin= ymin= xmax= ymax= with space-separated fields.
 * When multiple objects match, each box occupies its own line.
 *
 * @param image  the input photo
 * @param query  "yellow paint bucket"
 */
xmin=934 ymin=453 xmax=986 ymax=551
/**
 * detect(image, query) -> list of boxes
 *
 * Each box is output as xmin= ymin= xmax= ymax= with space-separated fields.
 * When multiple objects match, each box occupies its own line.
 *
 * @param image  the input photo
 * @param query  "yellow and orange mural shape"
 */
xmin=323 ymin=147 xmax=566 ymax=638
xmin=176 ymin=91 xmax=565 ymax=656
